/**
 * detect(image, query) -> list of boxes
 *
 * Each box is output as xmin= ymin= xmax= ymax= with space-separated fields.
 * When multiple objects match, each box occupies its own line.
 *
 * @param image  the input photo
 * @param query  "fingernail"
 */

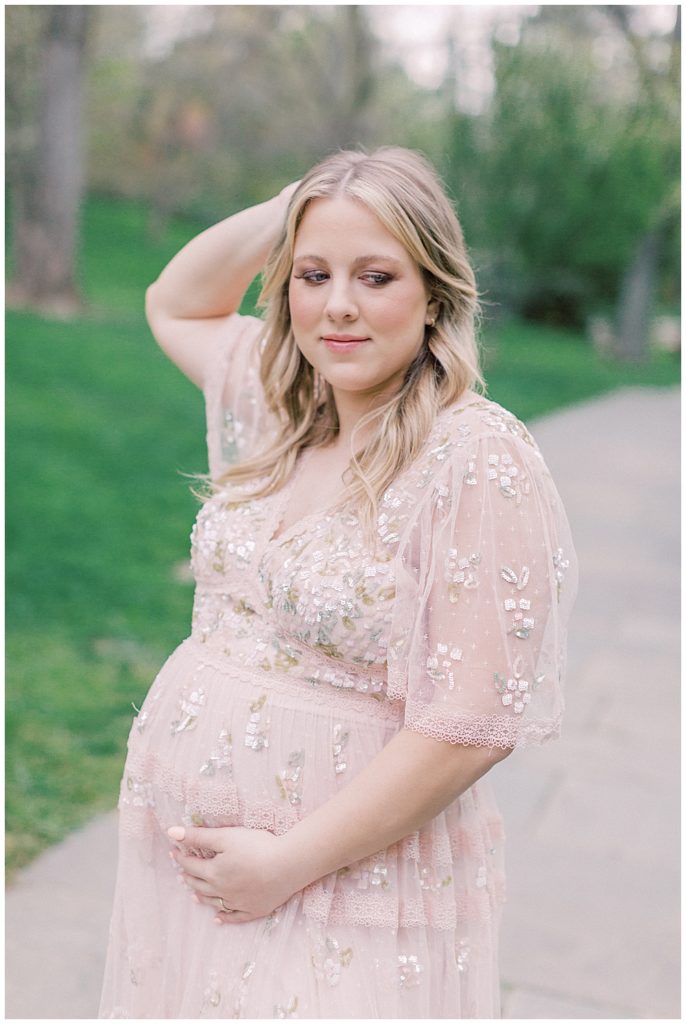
xmin=192 ymin=893 xmax=200 ymax=903
xmin=167 ymin=826 xmax=185 ymax=840
xmin=214 ymin=917 xmax=222 ymax=925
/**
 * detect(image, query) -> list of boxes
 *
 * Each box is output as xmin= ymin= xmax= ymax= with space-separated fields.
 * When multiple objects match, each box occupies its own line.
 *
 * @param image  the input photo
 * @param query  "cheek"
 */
xmin=371 ymin=291 xmax=426 ymax=336
xmin=288 ymin=284 xmax=321 ymax=329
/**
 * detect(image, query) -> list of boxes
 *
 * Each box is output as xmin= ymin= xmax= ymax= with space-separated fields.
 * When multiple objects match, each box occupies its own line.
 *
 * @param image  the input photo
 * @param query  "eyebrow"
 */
xmin=292 ymin=253 xmax=404 ymax=268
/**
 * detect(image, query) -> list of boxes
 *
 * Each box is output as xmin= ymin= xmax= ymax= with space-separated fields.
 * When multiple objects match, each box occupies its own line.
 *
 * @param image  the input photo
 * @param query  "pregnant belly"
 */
xmin=119 ymin=636 xmax=404 ymax=840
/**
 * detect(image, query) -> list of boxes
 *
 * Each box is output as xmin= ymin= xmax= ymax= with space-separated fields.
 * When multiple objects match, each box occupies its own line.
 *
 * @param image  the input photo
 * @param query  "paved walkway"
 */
xmin=6 ymin=386 xmax=680 ymax=1020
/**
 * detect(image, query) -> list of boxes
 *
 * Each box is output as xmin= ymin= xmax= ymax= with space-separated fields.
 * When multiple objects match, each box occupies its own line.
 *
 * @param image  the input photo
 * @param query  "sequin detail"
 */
xmin=419 ymin=864 xmax=453 ymax=892
xmin=245 ymin=693 xmax=270 ymax=751
xmin=332 ymin=723 xmax=349 ymax=775
xmin=273 ymin=995 xmax=299 ymax=1018
xmin=259 ymin=518 xmax=397 ymax=669
xmin=199 ymin=726 xmax=233 ymax=777
xmin=494 ymin=653 xmax=544 ymax=714
xmin=311 ymin=934 xmax=354 ymax=987
xmin=220 ymin=409 xmax=243 ymax=464
xmin=170 ymin=674 xmax=207 ymax=735
xmin=444 ymin=548 xmax=481 ymax=602
xmin=347 ymin=860 xmax=391 ymax=890
xmin=276 ymin=750 xmax=305 ymax=805
xmin=553 ymin=546 xmax=571 ymax=602
xmin=398 ymin=953 xmax=425 ymax=988
xmin=456 ymin=938 xmax=471 ymax=972
xmin=500 ymin=563 xmax=535 ymax=639
xmin=202 ymin=969 xmax=222 ymax=1010
xmin=229 ymin=961 xmax=256 ymax=1018
xmin=426 ymin=641 xmax=463 ymax=690
xmin=487 ymin=450 xmax=531 ymax=504
xmin=123 ymin=775 xmax=155 ymax=808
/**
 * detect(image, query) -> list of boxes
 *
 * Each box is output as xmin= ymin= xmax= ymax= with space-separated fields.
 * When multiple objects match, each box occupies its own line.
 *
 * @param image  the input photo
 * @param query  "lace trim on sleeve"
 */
xmin=404 ymin=701 xmax=563 ymax=750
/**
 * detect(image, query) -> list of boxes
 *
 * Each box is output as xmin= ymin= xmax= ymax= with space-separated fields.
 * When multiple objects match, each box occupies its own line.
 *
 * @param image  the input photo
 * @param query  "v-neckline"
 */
xmin=263 ymin=389 xmax=483 ymax=548
xmin=264 ymin=448 xmax=350 ymax=547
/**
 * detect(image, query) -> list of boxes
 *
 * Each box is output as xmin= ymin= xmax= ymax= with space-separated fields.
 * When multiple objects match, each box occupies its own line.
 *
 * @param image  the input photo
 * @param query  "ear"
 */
xmin=425 ymin=298 xmax=440 ymax=326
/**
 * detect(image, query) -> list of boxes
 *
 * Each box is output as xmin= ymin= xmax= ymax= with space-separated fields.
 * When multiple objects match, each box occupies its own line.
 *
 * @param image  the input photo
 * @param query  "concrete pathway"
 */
xmin=5 ymin=386 xmax=680 ymax=1020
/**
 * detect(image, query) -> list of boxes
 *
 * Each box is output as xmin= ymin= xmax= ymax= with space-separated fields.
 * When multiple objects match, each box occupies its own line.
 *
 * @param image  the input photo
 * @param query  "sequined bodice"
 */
xmin=190 ymin=399 xmax=478 ymax=692
xmin=189 ymin=469 xmax=405 ymax=696
xmin=188 ymin=396 xmax=560 ymax=708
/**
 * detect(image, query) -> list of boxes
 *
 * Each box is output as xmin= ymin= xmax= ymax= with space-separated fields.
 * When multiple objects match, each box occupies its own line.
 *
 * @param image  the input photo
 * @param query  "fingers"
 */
xmin=170 ymin=848 xmax=212 ymax=881
xmin=214 ymin=906 xmax=251 ymax=925
xmin=181 ymin=873 xmax=217 ymax=898
xmin=190 ymin=891 xmax=252 ymax=924
xmin=166 ymin=824 xmax=225 ymax=852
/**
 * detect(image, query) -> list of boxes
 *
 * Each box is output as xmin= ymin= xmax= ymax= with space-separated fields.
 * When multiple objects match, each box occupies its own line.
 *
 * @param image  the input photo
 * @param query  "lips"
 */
xmin=322 ymin=335 xmax=369 ymax=342
xmin=321 ymin=335 xmax=370 ymax=352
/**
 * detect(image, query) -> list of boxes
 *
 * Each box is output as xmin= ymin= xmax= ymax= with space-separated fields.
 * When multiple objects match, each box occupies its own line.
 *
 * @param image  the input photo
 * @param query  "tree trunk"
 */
xmin=333 ymin=6 xmax=375 ymax=149
xmin=614 ymin=227 xmax=661 ymax=363
xmin=610 ymin=6 xmax=679 ymax=363
xmin=9 ymin=6 xmax=90 ymax=315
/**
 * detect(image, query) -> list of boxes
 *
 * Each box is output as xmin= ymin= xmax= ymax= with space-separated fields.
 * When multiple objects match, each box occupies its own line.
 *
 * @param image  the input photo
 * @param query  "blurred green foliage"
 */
xmin=7 ymin=5 xmax=678 ymax=327
xmin=441 ymin=10 xmax=679 ymax=327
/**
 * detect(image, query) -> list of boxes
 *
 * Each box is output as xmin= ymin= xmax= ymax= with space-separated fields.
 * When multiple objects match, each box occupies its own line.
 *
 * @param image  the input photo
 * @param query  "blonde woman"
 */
xmin=99 ymin=147 xmax=578 ymax=1018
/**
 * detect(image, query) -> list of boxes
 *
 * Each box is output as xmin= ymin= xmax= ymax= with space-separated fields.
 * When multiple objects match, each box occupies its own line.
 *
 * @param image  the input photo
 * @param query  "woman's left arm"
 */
xmin=279 ymin=726 xmax=510 ymax=890
xmin=168 ymin=729 xmax=510 ymax=923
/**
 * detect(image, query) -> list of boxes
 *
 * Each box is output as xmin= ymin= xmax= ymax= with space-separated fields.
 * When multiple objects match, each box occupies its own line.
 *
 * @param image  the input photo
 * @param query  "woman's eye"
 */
xmin=362 ymin=272 xmax=392 ymax=286
xmin=298 ymin=271 xmax=328 ymax=284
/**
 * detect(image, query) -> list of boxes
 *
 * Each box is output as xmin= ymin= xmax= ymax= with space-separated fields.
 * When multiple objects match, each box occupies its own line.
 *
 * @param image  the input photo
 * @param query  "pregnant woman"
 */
xmin=99 ymin=146 xmax=578 ymax=1018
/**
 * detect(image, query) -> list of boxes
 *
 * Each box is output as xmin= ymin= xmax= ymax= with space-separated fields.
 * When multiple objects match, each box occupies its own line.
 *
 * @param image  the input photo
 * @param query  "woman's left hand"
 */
xmin=167 ymin=824 xmax=301 ymax=924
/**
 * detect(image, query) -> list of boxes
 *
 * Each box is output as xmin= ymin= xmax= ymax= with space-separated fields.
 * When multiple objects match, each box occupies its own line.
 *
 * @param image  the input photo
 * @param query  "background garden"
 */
xmin=5 ymin=4 xmax=680 ymax=877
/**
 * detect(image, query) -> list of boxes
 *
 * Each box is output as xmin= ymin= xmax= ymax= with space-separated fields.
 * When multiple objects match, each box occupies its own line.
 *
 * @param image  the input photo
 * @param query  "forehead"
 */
xmin=293 ymin=196 xmax=409 ymax=260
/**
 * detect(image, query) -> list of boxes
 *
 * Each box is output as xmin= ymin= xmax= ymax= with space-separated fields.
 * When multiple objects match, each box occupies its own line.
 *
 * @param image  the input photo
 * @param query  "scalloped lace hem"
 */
xmin=300 ymin=887 xmax=500 ymax=930
xmin=119 ymin=749 xmax=300 ymax=836
xmin=403 ymin=703 xmax=563 ymax=750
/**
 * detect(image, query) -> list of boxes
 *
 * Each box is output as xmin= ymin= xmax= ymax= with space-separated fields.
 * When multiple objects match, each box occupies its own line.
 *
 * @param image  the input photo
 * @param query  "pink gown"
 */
xmin=99 ymin=313 xmax=578 ymax=1018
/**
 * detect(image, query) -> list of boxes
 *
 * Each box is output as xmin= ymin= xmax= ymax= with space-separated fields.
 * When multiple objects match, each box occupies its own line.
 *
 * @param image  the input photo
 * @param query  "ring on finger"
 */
xmin=218 ymin=896 xmax=235 ymax=913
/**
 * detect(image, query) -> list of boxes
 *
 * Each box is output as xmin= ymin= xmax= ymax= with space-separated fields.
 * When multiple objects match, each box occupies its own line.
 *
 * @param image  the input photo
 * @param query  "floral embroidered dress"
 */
xmin=99 ymin=314 xmax=578 ymax=1019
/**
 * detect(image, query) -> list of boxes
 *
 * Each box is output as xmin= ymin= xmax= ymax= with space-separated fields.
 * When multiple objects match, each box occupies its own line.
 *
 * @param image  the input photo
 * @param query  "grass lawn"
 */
xmin=5 ymin=194 xmax=680 ymax=878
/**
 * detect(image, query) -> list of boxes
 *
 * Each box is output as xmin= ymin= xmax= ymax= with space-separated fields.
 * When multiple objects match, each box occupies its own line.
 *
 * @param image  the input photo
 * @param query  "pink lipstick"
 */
xmin=322 ymin=335 xmax=370 ymax=352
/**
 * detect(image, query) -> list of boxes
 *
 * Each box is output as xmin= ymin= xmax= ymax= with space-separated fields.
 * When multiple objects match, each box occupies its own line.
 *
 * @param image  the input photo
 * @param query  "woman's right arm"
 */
xmin=145 ymin=183 xmax=298 ymax=388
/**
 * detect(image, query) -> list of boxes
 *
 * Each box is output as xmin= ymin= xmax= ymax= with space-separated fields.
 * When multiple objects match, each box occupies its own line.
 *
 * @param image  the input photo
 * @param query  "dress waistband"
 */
xmin=180 ymin=635 xmax=404 ymax=724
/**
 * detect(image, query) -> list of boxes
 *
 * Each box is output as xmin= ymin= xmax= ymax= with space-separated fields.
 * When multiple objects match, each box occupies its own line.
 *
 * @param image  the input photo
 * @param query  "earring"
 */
xmin=426 ymin=317 xmax=436 ymax=327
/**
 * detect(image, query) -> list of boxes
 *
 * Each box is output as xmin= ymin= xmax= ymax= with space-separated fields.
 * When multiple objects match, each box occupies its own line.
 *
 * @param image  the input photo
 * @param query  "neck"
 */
xmin=328 ymin=382 xmax=399 ymax=452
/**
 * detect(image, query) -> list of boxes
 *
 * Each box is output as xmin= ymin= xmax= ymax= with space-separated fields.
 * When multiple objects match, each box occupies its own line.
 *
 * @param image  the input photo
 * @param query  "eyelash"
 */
xmin=295 ymin=271 xmax=393 ymax=287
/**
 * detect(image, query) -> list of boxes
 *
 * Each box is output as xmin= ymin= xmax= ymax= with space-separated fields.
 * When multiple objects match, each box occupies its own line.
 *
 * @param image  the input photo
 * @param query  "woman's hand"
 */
xmin=167 ymin=824 xmax=301 ymax=924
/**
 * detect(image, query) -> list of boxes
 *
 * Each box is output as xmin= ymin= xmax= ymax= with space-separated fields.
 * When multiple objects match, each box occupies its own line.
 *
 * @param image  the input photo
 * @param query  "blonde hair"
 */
xmin=216 ymin=146 xmax=486 ymax=543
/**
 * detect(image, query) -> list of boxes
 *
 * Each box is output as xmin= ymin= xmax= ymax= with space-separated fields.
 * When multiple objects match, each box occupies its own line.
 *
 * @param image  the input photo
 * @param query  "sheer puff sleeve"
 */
xmin=202 ymin=312 xmax=276 ymax=483
xmin=387 ymin=424 xmax=579 ymax=751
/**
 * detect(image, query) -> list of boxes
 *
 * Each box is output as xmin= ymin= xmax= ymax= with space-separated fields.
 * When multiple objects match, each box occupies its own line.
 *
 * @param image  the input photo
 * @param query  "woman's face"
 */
xmin=288 ymin=196 xmax=437 ymax=405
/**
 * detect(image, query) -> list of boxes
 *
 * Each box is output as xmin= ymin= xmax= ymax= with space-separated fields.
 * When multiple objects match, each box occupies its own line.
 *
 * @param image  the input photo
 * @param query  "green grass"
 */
xmin=5 ymin=193 xmax=680 ymax=878
xmin=6 ymin=311 xmax=205 ymax=875
xmin=481 ymin=318 xmax=680 ymax=419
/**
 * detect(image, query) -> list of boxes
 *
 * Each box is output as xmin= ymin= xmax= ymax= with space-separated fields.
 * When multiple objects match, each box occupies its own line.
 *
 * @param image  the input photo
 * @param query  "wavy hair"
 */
xmin=215 ymin=146 xmax=486 ymax=542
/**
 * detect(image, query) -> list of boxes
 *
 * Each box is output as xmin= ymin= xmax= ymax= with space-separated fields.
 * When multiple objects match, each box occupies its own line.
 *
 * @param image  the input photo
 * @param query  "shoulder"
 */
xmin=207 ymin=312 xmax=267 ymax=404
xmin=445 ymin=392 xmax=541 ymax=445
xmin=424 ymin=392 xmax=545 ymax=472
xmin=223 ymin=312 xmax=267 ymax=359
xmin=395 ymin=394 xmax=552 ymax=521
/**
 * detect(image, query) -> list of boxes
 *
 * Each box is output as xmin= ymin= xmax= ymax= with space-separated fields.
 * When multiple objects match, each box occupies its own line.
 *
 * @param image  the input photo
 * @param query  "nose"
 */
xmin=324 ymin=278 xmax=358 ymax=323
